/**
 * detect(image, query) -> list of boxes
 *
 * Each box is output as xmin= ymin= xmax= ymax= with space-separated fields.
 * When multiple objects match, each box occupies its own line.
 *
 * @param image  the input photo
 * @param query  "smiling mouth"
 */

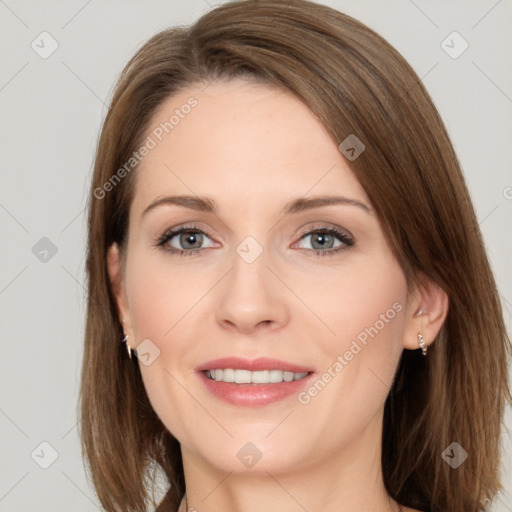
xmin=204 ymin=369 xmax=310 ymax=384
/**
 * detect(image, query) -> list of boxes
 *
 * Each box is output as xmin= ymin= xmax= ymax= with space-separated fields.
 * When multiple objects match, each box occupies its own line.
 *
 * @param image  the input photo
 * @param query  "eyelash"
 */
xmin=155 ymin=223 xmax=354 ymax=258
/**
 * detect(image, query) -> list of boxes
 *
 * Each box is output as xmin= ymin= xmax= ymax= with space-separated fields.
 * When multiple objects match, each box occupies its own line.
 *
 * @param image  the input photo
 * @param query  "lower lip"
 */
xmin=198 ymin=371 xmax=315 ymax=407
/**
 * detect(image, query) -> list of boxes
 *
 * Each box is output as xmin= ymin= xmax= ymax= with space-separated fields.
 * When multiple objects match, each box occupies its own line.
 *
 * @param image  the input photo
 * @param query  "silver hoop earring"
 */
xmin=417 ymin=333 xmax=427 ymax=356
xmin=121 ymin=335 xmax=136 ymax=360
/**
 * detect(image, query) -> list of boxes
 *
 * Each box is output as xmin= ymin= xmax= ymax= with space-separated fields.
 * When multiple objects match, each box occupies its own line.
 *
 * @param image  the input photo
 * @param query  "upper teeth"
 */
xmin=205 ymin=369 xmax=308 ymax=384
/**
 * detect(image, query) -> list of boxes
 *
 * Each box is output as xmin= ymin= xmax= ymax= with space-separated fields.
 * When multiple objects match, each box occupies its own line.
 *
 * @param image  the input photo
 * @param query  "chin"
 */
xmin=184 ymin=436 xmax=308 ymax=476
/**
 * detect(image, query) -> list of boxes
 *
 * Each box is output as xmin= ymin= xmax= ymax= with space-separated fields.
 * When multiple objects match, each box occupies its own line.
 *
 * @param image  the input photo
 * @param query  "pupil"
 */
xmin=182 ymin=231 xmax=201 ymax=249
xmin=313 ymin=233 xmax=332 ymax=249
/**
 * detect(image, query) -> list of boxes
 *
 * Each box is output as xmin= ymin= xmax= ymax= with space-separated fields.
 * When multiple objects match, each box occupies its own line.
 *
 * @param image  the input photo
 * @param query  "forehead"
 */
xmin=130 ymin=79 xmax=369 ymax=216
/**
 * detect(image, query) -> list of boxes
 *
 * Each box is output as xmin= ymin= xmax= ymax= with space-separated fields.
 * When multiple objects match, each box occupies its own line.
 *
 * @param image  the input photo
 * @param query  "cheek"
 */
xmin=295 ymin=255 xmax=407 ymax=420
xmin=126 ymin=252 xmax=206 ymax=340
xmin=124 ymin=251 xmax=214 ymax=439
xmin=301 ymin=253 xmax=407 ymax=352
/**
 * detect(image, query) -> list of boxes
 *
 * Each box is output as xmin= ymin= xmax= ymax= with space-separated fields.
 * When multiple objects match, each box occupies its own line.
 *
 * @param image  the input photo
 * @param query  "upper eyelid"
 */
xmin=294 ymin=225 xmax=354 ymax=247
xmin=160 ymin=223 xmax=349 ymax=236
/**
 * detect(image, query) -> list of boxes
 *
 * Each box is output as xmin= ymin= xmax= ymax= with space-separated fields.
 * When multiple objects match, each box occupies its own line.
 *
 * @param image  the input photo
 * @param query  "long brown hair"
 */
xmin=79 ymin=1 xmax=512 ymax=511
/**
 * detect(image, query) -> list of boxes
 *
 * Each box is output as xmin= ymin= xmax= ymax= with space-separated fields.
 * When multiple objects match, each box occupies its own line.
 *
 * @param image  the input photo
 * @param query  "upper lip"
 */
xmin=195 ymin=357 xmax=313 ymax=373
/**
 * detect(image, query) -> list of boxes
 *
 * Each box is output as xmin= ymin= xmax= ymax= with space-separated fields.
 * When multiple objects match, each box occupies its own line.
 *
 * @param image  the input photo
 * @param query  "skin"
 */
xmin=108 ymin=79 xmax=448 ymax=512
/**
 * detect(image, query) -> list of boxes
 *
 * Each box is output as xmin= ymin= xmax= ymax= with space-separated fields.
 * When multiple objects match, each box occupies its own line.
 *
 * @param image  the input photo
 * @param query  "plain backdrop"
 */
xmin=1 ymin=0 xmax=511 ymax=511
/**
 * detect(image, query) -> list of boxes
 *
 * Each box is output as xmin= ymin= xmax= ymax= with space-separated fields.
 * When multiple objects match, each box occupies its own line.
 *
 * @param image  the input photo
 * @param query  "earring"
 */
xmin=417 ymin=333 xmax=427 ymax=356
xmin=121 ymin=334 xmax=135 ymax=360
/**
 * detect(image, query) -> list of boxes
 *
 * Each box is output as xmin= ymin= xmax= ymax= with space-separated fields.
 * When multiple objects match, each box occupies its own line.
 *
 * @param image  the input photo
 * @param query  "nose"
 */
xmin=214 ymin=246 xmax=290 ymax=335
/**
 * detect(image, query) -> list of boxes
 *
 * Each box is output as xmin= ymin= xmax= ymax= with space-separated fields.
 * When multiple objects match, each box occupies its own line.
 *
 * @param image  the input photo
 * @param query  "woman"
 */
xmin=79 ymin=1 xmax=511 ymax=511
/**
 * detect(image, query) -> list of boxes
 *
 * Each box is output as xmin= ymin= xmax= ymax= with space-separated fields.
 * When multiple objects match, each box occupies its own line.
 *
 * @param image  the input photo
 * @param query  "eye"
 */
xmin=294 ymin=225 xmax=354 ymax=257
xmin=156 ymin=225 xmax=217 ymax=257
xmin=155 ymin=223 xmax=354 ymax=258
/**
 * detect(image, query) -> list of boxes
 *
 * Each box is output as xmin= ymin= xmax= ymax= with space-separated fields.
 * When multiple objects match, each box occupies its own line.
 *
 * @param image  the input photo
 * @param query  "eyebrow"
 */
xmin=141 ymin=194 xmax=372 ymax=217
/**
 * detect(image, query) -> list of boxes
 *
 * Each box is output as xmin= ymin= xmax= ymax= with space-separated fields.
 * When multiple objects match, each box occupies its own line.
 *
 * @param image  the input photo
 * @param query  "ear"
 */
xmin=107 ymin=243 xmax=133 ymax=338
xmin=402 ymin=273 xmax=449 ymax=352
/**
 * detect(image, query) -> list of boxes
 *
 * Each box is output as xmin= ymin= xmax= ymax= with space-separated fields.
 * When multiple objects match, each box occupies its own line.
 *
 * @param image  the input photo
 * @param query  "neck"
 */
xmin=180 ymin=409 xmax=401 ymax=512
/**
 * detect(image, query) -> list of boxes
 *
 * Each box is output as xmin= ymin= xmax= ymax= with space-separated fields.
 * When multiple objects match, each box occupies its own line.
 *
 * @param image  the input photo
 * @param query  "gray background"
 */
xmin=1 ymin=0 xmax=511 ymax=510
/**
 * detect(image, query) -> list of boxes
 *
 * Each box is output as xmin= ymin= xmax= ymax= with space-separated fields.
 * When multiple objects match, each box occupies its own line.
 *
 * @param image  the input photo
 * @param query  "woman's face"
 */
xmin=109 ymin=79 xmax=416 ymax=476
